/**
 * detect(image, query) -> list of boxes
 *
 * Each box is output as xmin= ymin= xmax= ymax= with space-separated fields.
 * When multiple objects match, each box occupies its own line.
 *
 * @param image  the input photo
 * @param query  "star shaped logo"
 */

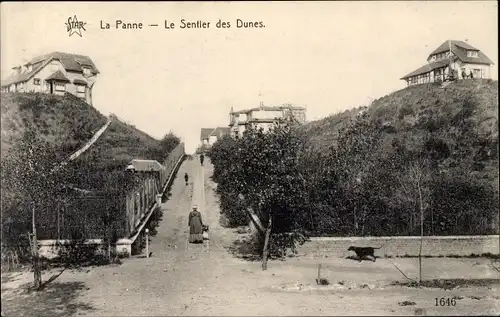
xmin=65 ymin=16 xmax=87 ymax=37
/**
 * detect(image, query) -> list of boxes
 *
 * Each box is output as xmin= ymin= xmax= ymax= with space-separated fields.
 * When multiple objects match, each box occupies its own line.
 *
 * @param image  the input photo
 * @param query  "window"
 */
xmin=76 ymin=84 xmax=86 ymax=93
xmin=54 ymin=83 xmax=66 ymax=92
xmin=76 ymin=84 xmax=86 ymax=98
xmin=467 ymin=50 xmax=478 ymax=58
xmin=33 ymin=78 xmax=40 ymax=85
xmin=27 ymin=65 xmax=33 ymax=72
xmin=83 ymin=67 xmax=91 ymax=76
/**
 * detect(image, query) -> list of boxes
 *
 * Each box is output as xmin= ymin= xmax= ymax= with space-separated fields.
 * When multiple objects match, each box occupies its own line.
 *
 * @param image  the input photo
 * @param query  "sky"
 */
xmin=1 ymin=1 xmax=498 ymax=153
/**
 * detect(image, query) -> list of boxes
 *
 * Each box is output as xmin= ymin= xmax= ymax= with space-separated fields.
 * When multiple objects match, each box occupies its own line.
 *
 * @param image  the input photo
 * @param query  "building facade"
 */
xmin=229 ymin=103 xmax=307 ymax=138
xmin=1 ymin=52 xmax=99 ymax=105
xmin=401 ymin=40 xmax=494 ymax=86
xmin=199 ymin=127 xmax=230 ymax=149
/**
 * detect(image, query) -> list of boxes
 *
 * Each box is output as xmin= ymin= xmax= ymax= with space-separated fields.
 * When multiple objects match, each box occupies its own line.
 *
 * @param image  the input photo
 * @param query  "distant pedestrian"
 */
xmin=470 ymin=70 xmax=474 ymax=79
xmin=188 ymin=206 xmax=204 ymax=244
xmin=462 ymin=69 xmax=467 ymax=79
xmin=184 ymin=173 xmax=189 ymax=185
xmin=200 ymin=154 xmax=205 ymax=166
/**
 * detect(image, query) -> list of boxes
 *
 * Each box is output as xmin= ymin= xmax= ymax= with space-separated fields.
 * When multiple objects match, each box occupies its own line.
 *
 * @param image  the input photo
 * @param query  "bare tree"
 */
xmin=396 ymin=157 xmax=431 ymax=283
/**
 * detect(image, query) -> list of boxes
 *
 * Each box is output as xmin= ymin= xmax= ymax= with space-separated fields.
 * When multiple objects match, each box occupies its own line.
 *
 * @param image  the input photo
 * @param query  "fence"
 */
xmin=124 ymin=142 xmax=185 ymax=237
xmin=37 ymin=194 xmax=126 ymax=240
xmin=36 ymin=142 xmax=185 ymax=242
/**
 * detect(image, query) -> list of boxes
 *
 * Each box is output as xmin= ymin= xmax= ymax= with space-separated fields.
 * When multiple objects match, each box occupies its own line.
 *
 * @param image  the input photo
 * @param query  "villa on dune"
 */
xmin=229 ymin=103 xmax=307 ymax=138
xmin=1 ymin=51 xmax=99 ymax=105
xmin=401 ymin=40 xmax=494 ymax=86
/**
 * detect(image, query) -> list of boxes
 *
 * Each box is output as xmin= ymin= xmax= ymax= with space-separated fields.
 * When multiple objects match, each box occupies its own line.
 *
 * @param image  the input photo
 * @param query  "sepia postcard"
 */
xmin=0 ymin=1 xmax=499 ymax=316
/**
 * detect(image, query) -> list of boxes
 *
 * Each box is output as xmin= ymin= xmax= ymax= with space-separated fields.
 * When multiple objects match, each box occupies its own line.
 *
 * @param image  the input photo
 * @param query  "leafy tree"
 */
xmin=1 ymin=129 xmax=62 ymax=289
xmin=159 ymin=132 xmax=181 ymax=160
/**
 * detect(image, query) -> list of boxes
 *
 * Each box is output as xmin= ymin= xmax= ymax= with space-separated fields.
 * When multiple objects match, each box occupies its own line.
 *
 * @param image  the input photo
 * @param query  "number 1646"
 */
xmin=435 ymin=297 xmax=457 ymax=306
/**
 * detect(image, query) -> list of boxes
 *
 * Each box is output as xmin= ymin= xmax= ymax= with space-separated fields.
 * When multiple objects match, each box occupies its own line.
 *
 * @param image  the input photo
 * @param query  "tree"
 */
xmin=1 ymin=130 xmax=62 ymax=289
xmin=209 ymin=120 xmax=309 ymax=270
xmin=391 ymin=137 xmax=432 ymax=283
xmin=329 ymin=112 xmax=383 ymax=235
xmin=159 ymin=132 xmax=180 ymax=159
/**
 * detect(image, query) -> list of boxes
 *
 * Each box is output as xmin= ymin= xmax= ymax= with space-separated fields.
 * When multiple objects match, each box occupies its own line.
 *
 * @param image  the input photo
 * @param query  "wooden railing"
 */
xmin=123 ymin=143 xmax=185 ymax=238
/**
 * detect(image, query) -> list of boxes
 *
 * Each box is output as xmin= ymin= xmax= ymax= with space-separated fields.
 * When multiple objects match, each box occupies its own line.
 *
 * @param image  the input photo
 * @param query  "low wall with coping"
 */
xmin=38 ymin=238 xmax=132 ymax=259
xmin=295 ymin=235 xmax=500 ymax=258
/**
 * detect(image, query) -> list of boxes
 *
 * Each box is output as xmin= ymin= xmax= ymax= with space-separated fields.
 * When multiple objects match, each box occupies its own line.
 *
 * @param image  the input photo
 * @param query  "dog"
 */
xmin=202 ymin=225 xmax=209 ymax=240
xmin=347 ymin=245 xmax=384 ymax=262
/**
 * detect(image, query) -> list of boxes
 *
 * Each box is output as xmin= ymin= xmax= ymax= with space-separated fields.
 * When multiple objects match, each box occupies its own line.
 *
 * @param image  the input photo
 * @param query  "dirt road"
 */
xmin=2 ymin=157 xmax=499 ymax=316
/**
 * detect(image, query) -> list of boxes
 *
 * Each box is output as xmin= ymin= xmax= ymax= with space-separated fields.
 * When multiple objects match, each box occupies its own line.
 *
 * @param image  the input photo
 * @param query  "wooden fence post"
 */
xmin=135 ymin=191 xmax=140 ymax=224
xmin=141 ymin=186 xmax=146 ymax=217
xmin=146 ymin=180 xmax=150 ymax=209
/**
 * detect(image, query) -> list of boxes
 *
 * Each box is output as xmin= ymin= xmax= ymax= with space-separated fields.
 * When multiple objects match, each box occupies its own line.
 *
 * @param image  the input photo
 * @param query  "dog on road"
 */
xmin=347 ymin=245 xmax=384 ymax=262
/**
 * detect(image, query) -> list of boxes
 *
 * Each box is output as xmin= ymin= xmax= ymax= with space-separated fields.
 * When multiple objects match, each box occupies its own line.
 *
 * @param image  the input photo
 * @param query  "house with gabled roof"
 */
xmin=229 ymin=102 xmax=306 ymax=138
xmin=401 ymin=40 xmax=494 ymax=86
xmin=1 ymin=51 xmax=99 ymax=105
xmin=200 ymin=127 xmax=230 ymax=148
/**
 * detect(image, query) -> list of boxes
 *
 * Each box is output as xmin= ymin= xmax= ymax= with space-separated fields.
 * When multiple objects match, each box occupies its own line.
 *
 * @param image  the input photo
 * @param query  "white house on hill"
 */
xmin=401 ymin=40 xmax=494 ymax=86
xmin=1 ymin=52 xmax=99 ymax=105
xmin=229 ymin=103 xmax=307 ymax=138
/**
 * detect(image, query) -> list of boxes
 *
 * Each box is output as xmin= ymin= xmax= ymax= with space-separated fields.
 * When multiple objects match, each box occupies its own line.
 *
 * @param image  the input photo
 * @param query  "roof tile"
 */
xmin=1 ymin=51 xmax=99 ymax=87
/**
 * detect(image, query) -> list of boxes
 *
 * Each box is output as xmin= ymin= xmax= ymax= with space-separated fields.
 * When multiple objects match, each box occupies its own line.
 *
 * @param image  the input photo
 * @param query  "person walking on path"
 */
xmin=184 ymin=172 xmax=189 ymax=185
xmin=200 ymin=154 xmax=205 ymax=166
xmin=188 ymin=205 xmax=204 ymax=244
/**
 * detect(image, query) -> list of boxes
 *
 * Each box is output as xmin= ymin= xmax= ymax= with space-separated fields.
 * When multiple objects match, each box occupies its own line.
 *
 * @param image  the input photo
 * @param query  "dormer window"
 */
xmin=467 ymin=50 xmax=478 ymax=58
xmin=27 ymin=64 xmax=33 ymax=72
xmin=82 ymin=67 xmax=91 ymax=76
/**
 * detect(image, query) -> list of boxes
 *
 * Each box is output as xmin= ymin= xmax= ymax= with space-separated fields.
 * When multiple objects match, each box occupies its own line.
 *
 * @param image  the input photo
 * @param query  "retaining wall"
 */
xmin=296 ymin=235 xmax=500 ymax=258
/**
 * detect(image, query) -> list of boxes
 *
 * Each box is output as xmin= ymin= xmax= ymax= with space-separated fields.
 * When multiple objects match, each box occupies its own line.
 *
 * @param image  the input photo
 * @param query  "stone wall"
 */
xmin=296 ymin=235 xmax=500 ymax=258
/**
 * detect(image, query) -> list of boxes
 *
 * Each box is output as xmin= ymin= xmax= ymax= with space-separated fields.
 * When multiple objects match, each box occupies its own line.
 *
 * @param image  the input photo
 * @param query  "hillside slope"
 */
xmin=1 ymin=92 xmax=172 ymax=191
xmin=1 ymin=92 xmax=107 ymax=160
xmin=303 ymin=79 xmax=498 ymax=151
xmin=299 ymin=78 xmax=498 ymax=235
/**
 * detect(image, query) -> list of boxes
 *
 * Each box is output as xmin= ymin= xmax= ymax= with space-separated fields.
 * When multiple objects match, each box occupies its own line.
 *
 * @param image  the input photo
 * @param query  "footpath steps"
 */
xmin=60 ymin=115 xmax=113 ymax=167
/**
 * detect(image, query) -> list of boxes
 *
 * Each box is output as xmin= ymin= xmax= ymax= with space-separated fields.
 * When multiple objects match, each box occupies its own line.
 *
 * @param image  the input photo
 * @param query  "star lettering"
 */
xmin=65 ymin=16 xmax=87 ymax=37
